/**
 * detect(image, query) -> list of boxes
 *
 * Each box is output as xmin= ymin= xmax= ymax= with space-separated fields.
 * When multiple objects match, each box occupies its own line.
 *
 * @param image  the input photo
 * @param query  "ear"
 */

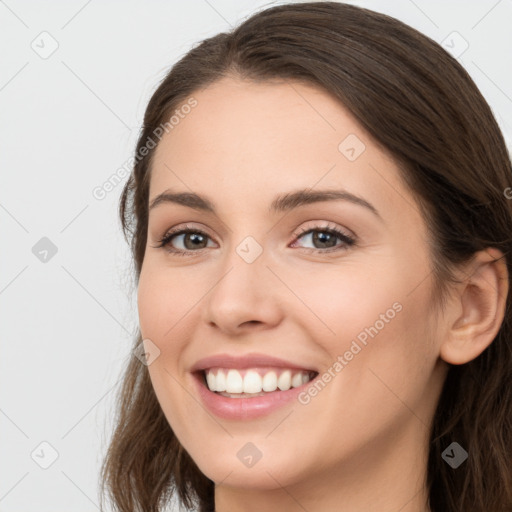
xmin=440 ymin=248 xmax=509 ymax=365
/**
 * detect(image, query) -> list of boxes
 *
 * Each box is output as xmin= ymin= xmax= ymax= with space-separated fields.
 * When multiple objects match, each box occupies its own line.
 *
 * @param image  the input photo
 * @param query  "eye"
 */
xmin=152 ymin=221 xmax=356 ymax=256
xmin=152 ymin=224 xmax=215 ymax=256
xmin=291 ymin=222 xmax=356 ymax=253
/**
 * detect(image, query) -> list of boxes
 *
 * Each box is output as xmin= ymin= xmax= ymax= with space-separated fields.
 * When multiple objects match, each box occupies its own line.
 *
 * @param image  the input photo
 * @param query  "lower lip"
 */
xmin=192 ymin=372 xmax=315 ymax=420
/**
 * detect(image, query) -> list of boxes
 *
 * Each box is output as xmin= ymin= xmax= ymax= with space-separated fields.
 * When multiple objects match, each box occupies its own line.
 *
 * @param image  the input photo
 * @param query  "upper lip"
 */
xmin=190 ymin=353 xmax=318 ymax=373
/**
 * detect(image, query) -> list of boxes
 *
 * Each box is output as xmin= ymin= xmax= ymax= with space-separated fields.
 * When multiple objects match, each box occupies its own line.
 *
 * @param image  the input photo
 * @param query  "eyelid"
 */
xmin=151 ymin=223 xmax=216 ymax=248
xmin=290 ymin=221 xmax=356 ymax=253
xmin=292 ymin=220 xmax=355 ymax=240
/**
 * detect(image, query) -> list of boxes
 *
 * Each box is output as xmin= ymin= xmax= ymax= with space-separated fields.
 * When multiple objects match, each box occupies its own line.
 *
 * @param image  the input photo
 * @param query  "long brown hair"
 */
xmin=100 ymin=3 xmax=512 ymax=511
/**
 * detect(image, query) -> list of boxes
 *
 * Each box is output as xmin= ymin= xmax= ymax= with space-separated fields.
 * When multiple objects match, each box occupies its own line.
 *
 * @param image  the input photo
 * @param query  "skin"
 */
xmin=137 ymin=76 xmax=508 ymax=512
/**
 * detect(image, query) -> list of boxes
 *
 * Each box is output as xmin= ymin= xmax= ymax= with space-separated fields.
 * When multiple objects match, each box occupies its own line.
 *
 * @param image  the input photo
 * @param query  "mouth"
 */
xmin=195 ymin=367 xmax=319 ymax=398
xmin=189 ymin=353 xmax=321 ymax=419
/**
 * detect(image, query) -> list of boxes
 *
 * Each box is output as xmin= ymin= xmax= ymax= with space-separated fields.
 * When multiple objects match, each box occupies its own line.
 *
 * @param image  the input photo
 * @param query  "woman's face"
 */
xmin=137 ymin=77 xmax=449 ymax=493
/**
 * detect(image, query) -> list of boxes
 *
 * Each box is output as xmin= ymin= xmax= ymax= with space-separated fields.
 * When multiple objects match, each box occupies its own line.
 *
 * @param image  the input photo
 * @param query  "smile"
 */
xmin=203 ymin=367 xmax=317 ymax=396
xmin=189 ymin=353 xmax=320 ymax=420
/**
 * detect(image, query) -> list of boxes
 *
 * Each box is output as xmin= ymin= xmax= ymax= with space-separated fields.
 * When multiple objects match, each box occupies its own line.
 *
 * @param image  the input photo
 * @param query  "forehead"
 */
xmin=153 ymin=76 xmax=361 ymax=171
xmin=149 ymin=76 xmax=410 ymax=219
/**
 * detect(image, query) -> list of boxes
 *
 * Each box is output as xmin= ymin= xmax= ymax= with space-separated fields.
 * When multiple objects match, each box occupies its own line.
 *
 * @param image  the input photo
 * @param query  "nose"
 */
xmin=201 ymin=244 xmax=285 ymax=335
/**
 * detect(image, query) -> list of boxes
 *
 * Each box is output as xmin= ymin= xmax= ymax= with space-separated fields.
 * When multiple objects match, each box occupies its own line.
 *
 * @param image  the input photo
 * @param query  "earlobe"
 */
xmin=440 ymin=248 xmax=509 ymax=365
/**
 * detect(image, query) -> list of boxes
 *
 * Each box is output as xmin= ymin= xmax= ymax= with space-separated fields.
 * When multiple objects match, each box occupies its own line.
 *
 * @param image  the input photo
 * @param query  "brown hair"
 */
xmin=100 ymin=2 xmax=512 ymax=511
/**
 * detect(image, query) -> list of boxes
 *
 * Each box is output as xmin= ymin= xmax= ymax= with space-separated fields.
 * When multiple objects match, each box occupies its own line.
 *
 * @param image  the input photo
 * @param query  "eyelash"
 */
xmin=153 ymin=222 xmax=356 ymax=257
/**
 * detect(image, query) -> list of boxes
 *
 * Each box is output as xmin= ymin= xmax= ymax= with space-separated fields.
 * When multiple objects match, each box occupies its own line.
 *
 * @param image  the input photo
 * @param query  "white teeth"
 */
xmin=291 ymin=372 xmax=303 ymax=388
xmin=262 ymin=371 xmax=278 ymax=392
xmin=243 ymin=370 xmax=262 ymax=393
xmin=225 ymin=369 xmax=243 ymax=393
xmin=277 ymin=370 xmax=291 ymax=391
xmin=204 ymin=368 xmax=314 ymax=394
xmin=206 ymin=371 xmax=216 ymax=391
xmin=216 ymin=369 xmax=226 ymax=392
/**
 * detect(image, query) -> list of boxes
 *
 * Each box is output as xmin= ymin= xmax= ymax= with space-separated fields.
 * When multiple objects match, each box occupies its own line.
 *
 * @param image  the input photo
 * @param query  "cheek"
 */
xmin=296 ymin=256 xmax=437 ymax=392
xmin=328 ymin=279 xmax=438 ymax=425
xmin=287 ymin=260 xmax=403 ymax=344
xmin=137 ymin=264 xmax=192 ymax=341
xmin=136 ymin=266 xmax=198 ymax=435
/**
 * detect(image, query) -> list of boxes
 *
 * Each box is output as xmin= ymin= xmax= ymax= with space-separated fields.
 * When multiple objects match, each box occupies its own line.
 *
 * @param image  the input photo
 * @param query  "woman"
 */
xmin=101 ymin=2 xmax=512 ymax=511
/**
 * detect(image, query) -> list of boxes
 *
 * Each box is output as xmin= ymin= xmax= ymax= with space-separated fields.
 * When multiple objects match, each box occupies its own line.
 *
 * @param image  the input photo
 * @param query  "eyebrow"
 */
xmin=149 ymin=188 xmax=381 ymax=219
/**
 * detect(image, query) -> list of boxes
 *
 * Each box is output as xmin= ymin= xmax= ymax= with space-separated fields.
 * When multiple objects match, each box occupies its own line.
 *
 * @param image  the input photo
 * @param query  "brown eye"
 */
xmin=155 ymin=227 xmax=215 ymax=255
xmin=292 ymin=224 xmax=356 ymax=253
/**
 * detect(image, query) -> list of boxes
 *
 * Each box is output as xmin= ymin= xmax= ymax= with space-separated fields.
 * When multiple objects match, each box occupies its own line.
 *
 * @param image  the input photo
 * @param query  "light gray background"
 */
xmin=1 ymin=1 xmax=511 ymax=510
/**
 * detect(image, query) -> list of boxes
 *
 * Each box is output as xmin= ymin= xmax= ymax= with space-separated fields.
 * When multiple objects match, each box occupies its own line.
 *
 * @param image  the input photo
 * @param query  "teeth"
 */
xmin=243 ymin=370 xmax=262 ymax=393
xmin=262 ymin=371 xmax=277 ymax=392
xmin=216 ymin=369 xmax=226 ymax=392
xmin=204 ymin=368 xmax=314 ymax=394
xmin=225 ymin=369 xmax=243 ymax=393
xmin=291 ymin=372 xmax=303 ymax=388
xmin=277 ymin=370 xmax=291 ymax=391
xmin=206 ymin=371 xmax=216 ymax=391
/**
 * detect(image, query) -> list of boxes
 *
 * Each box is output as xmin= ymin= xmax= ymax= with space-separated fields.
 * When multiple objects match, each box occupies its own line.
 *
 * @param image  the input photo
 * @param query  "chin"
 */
xmin=186 ymin=443 xmax=306 ymax=490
